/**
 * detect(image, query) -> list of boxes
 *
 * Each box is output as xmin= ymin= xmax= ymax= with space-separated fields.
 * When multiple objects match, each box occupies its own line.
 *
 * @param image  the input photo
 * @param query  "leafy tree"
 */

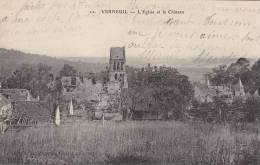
xmin=212 ymin=97 xmax=229 ymax=122
xmin=227 ymin=58 xmax=253 ymax=92
xmin=207 ymin=65 xmax=233 ymax=86
xmin=6 ymin=63 xmax=52 ymax=99
xmin=6 ymin=70 xmax=23 ymax=89
xmin=227 ymin=58 xmax=250 ymax=75
xmin=190 ymin=101 xmax=214 ymax=122
xmin=127 ymin=66 xmax=194 ymax=120
xmin=60 ymin=64 xmax=78 ymax=77
xmin=36 ymin=63 xmax=52 ymax=99
xmin=245 ymin=97 xmax=260 ymax=122
xmin=194 ymin=58 xmax=260 ymax=123
xmin=251 ymin=59 xmax=260 ymax=93
xmin=190 ymin=97 xmax=229 ymax=123
xmin=208 ymin=58 xmax=254 ymax=92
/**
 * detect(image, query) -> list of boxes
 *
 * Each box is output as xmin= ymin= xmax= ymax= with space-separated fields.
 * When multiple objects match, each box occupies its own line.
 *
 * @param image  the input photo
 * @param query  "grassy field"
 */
xmin=0 ymin=121 xmax=259 ymax=165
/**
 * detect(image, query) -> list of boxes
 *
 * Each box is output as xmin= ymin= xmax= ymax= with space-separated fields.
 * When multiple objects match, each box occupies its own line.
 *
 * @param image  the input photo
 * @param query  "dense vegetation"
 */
xmin=0 ymin=121 xmax=259 ymax=165
xmin=0 ymin=49 xmax=260 ymax=165
xmin=0 ymin=48 xmax=105 ymax=79
xmin=1 ymin=49 xmax=260 ymax=122
xmin=127 ymin=65 xmax=194 ymax=120
xmin=207 ymin=58 xmax=260 ymax=93
xmin=191 ymin=58 xmax=260 ymax=123
xmin=190 ymin=97 xmax=260 ymax=123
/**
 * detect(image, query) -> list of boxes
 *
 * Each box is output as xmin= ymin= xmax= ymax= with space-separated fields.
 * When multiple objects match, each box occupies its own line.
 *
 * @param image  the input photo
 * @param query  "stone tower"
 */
xmin=108 ymin=47 xmax=128 ymax=88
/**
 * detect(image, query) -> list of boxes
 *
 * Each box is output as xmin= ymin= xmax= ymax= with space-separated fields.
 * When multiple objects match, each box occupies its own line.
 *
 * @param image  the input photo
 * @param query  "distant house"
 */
xmin=194 ymin=77 xmax=249 ymax=104
xmin=194 ymin=83 xmax=216 ymax=103
xmin=61 ymin=76 xmax=82 ymax=92
xmin=0 ymin=89 xmax=32 ymax=102
xmin=130 ymin=95 xmax=167 ymax=120
xmin=131 ymin=110 xmax=163 ymax=120
xmin=61 ymin=77 xmax=103 ymax=103
xmin=13 ymin=101 xmax=53 ymax=124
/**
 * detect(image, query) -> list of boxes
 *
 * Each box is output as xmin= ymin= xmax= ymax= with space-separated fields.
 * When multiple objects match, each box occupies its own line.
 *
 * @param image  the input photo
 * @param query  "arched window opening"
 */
xmin=117 ymin=61 xmax=120 ymax=70
xmin=121 ymin=62 xmax=124 ymax=70
xmin=113 ymin=61 xmax=116 ymax=70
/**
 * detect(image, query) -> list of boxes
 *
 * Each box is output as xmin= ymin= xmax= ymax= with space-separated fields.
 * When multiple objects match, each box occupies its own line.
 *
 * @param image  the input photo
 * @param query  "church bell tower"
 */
xmin=108 ymin=47 xmax=128 ymax=88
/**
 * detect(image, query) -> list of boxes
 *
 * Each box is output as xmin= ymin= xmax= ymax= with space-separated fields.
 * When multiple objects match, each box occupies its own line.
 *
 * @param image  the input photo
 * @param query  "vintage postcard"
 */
xmin=0 ymin=0 xmax=259 ymax=165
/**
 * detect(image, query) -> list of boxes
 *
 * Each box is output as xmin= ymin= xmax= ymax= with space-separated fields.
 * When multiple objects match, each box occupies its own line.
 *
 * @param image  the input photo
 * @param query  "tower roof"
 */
xmin=254 ymin=89 xmax=259 ymax=97
xmin=110 ymin=47 xmax=125 ymax=60
xmin=238 ymin=77 xmax=243 ymax=88
xmin=233 ymin=77 xmax=244 ymax=91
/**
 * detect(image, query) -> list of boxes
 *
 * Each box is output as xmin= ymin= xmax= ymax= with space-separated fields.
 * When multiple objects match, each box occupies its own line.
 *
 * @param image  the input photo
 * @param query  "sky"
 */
xmin=0 ymin=0 xmax=259 ymax=59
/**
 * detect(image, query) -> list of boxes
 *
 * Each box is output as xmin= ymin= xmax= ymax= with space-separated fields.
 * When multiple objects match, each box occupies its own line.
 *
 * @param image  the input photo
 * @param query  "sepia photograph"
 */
xmin=0 ymin=0 xmax=260 ymax=164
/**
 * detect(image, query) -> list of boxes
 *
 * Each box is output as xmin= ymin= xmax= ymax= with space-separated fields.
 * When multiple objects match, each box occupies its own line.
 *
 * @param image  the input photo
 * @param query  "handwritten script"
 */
xmin=0 ymin=0 xmax=259 ymax=60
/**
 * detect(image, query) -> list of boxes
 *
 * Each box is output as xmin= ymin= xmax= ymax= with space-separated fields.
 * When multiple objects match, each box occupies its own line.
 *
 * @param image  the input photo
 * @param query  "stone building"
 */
xmin=0 ymin=89 xmax=32 ymax=102
xmin=55 ymin=47 xmax=129 ymax=121
xmin=61 ymin=76 xmax=81 ymax=92
xmin=95 ymin=47 xmax=129 ymax=119
xmin=108 ymin=47 xmax=128 ymax=89
xmin=195 ymin=76 xmax=249 ymax=104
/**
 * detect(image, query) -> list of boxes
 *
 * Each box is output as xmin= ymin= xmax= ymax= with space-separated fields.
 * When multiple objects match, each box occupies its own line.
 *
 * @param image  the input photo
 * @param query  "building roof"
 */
xmin=232 ymin=78 xmax=245 ymax=92
xmin=194 ymin=85 xmax=217 ymax=102
xmin=254 ymin=89 xmax=259 ymax=97
xmin=110 ymin=47 xmax=125 ymax=60
xmin=0 ymin=89 xmax=31 ymax=102
xmin=13 ymin=101 xmax=53 ymax=122
xmin=61 ymin=76 xmax=75 ymax=87
xmin=62 ymin=81 xmax=103 ymax=102
xmin=211 ymin=85 xmax=232 ymax=94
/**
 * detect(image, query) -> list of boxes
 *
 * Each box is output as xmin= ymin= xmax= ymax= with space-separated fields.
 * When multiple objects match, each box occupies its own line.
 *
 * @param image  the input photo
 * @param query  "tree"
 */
xmin=208 ymin=58 xmax=254 ymax=93
xmin=127 ymin=66 xmax=194 ymax=120
xmin=212 ymin=97 xmax=229 ymax=122
xmin=245 ymin=97 xmax=260 ymax=122
xmin=190 ymin=97 xmax=229 ymax=123
xmin=251 ymin=59 xmax=260 ymax=93
xmin=36 ymin=63 xmax=52 ymax=99
xmin=60 ymin=64 xmax=78 ymax=77
xmin=208 ymin=65 xmax=233 ymax=86
xmin=6 ymin=63 xmax=52 ymax=99
xmin=227 ymin=58 xmax=253 ymax=92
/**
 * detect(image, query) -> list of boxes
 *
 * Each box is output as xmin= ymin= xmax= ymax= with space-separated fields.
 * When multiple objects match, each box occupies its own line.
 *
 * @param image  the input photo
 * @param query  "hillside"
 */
xmin=0 ymin=48 xmax=105 ymax=77
xmin=0 ymin=48 xmax=208 ymax=82
xmin=65 ymin=57 xmax=216 ymax=81
xmin=1 ymin=48 xmax=255 ymax=82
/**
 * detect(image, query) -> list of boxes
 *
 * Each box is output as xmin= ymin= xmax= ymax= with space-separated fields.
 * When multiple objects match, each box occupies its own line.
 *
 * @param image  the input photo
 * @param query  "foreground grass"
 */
xmin=0 ymin=121 xmax=259 ymax=165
